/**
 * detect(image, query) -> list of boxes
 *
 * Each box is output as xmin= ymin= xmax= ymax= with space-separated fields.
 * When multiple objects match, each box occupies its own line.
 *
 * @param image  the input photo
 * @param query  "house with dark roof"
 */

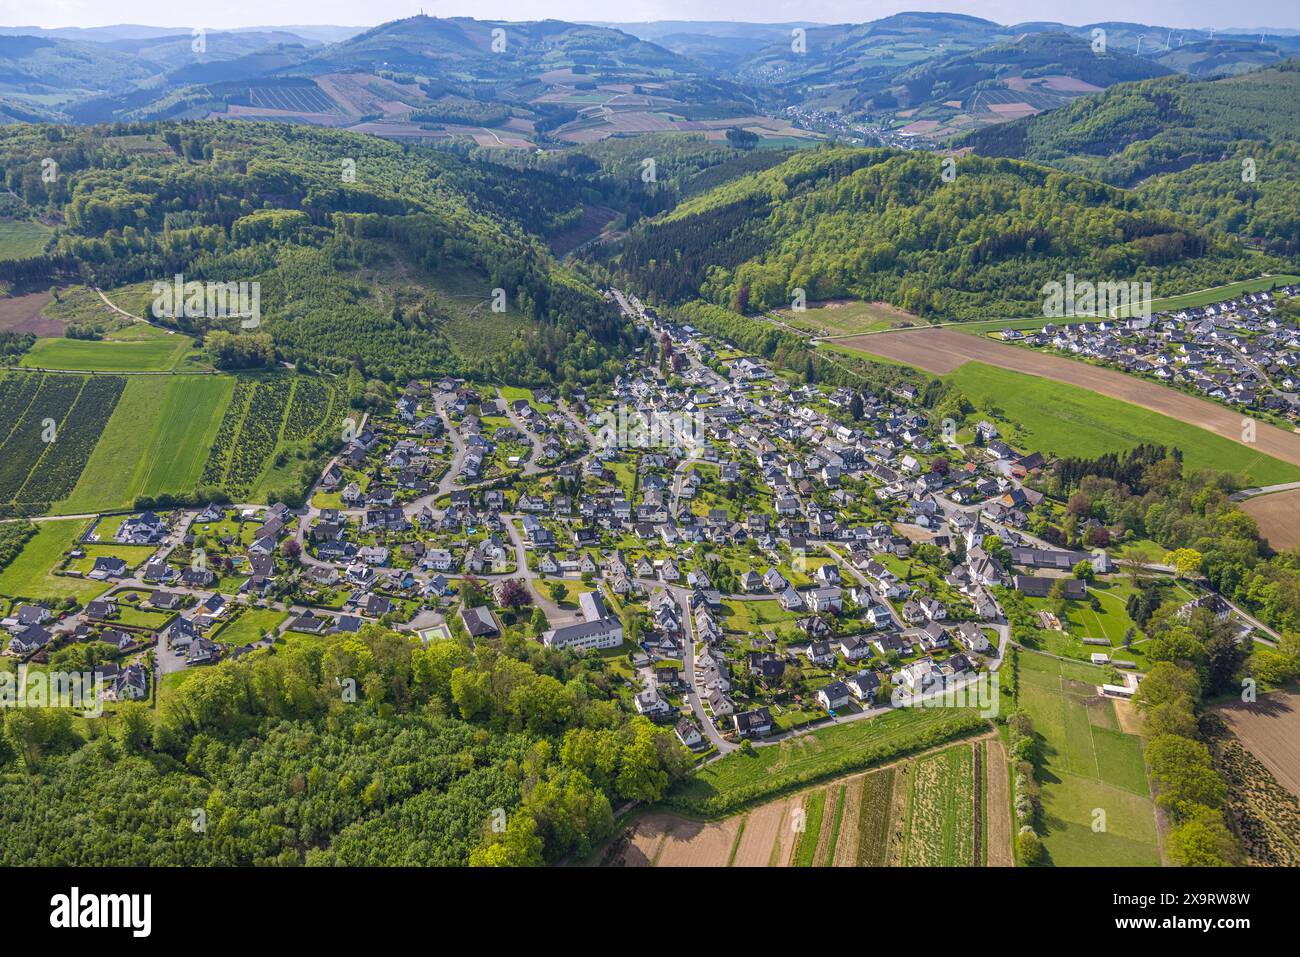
xmin=733 ymin=707 xmax=773 ymax=738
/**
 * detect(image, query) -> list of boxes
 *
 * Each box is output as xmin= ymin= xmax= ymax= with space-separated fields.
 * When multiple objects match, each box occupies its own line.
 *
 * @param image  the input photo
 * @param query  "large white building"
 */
xmin=541 ymin=590 xmax=624 ymax=652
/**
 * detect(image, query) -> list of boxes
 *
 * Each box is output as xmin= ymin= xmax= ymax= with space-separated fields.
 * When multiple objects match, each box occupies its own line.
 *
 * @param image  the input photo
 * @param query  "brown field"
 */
xmin=1215 ymin=692 xmax=1300 ymax=798
xmin=1241 ymin=489 xmax=1300 ymax=551
xmin=0 ymin=290 xmax=63 ymax=336
xmin=730 ymin=797 xmax=790 ymax=867
xmin=655 ymin=815 xmax=743 ymax=867
xmin=836 ymin=328 xmax=1300 ymax=469
xmin=984 ymin=739 xmax=1015 ymax=866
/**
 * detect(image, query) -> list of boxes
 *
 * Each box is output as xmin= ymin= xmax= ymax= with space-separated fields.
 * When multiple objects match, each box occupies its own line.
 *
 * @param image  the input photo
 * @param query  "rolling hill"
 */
xmin=962 ymin=63 xmax=1300 ymax=250
xmin=610 ymin=145 xmax=1287 ymax=320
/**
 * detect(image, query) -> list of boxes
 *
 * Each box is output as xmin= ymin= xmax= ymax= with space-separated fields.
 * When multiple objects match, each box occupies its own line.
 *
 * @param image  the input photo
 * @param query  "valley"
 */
xmin=0 ymin=7 xmax=1295 ymax=887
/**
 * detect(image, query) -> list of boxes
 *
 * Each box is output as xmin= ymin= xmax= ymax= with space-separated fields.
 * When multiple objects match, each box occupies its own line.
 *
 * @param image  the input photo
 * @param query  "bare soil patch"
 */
xmin=984 ymin=739 xmax=1015 ymax=866
xmin=0 ymin=290 xmax=62 ymax=336
xmin=1241 ymin=489 xmax=1300 ymax=551
xmin=838 ymin=328 xmax=1300 ymax=468
xmin=1114 ymin=698 xmax=1144 ymax=736
xmin=730 ymin=798 xmax=787 ymax=867
xmin=654 ymin=815 xmax=743 ymax=867
xmin=1215 ymin=692 xmax=1300 ymax=798
xmin=832 ymin=778 xmax=864 ymax=866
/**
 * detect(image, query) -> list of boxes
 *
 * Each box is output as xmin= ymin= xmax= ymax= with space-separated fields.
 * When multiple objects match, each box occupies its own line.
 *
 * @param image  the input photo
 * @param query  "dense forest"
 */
xmin=0 ymin=121 xmax=636 ymax=384
xmin=962 ymin=63 xmax=1300 ymax=252
xmin=0 ymin=623 xmax=689 ymax=866
xmin=611 ymin=145 xmax=1283 ymax=319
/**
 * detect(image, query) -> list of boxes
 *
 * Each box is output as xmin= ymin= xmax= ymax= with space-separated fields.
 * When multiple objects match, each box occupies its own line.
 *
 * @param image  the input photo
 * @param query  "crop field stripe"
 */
xmin=219 ymin=380 xmax=256 ymax=487
xmin=855 ymin=767 xmax=895 ymax=866
xmin=12 ymin=374 xmax=86 ymax=502
xmin=823 ymin=784 xmax=847 ymax=865
xmin=0 ymin=373 xmax=43 ymax=450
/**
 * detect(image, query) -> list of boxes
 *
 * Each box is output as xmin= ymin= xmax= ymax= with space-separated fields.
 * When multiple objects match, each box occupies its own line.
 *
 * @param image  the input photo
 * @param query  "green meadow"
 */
xmin=944 ymin=362 xmax=1300 ymax=487
xmin=0 ymin=518 xmax=108 ymax=603
xmin=57 ymin=374 xmax=235 ymax=513
xmin=20 ymin=328 xmax=198 ymax=372
xmin=0 ymin=220 xmax=53 ymax=259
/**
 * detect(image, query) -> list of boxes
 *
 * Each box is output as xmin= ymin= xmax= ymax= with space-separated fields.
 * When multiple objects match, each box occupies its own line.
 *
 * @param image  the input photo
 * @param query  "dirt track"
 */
xmin=833 ymin=328 xmax=1300 ymax=469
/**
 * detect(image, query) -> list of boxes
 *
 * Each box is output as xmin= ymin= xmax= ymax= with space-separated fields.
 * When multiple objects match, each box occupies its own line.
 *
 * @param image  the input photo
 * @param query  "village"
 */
xmin=1002 ymin=284 xmax=1300 ymax=425
xmin=0 ymin=288 xmax=1255 ymax=755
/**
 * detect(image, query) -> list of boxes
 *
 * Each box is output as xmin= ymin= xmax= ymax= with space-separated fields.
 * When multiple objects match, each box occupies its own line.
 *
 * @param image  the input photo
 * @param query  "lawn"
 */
xmin=211 ymin=609 xmax=288 ymax=646
xmin=720 ymin=598 xmax=802 ymax=632
xmin=67 ymin=543 xmax=155 ymax=575
xmin=57 ymin=374 xmax=236 ymax=512
xmin=532 ymin=577 xmax=594 ymax=609
xmin=498 ymin=385 xmax=554 ymax=414
xmin=0 ymin=518 xmax=108 ymax=602
xmin=20 ymin=332 xmax=195 ymax=372
xmin=1016 ymin=650 xmax=1160 ymax=866
xmin=945 ymin=362 xmax=1300 ymax=486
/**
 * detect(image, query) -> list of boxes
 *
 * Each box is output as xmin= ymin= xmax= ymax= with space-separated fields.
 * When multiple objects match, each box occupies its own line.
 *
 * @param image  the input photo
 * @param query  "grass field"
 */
xmin=20 ymin=332 xmax=195 ymax=372
xmin=0 ymin=518 xmax=108 ymax=602
xmin=67 ymin=543 xmax=154 ymax=574
xmin=1016 ymin=650 xmax=1160 ymax=866
xmin=0 ymin=220 xmax=53 ymax=260
xmin=57 ymin=374 xmax=236 ymax=512
xmin=773 ymin=299 xmax=921 ymax=337
xmin=1117 ymin=275 xmax=1300 ymax=317
xmin=945 ymin=362 xmax=1300 ymax=486
xmin=949 ymin=275 xmax=1300 ymax=332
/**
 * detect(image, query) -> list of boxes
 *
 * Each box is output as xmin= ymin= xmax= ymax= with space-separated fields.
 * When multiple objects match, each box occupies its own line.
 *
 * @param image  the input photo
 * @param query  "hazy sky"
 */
xmin=5 ymin=0 xmax=1298 ymax=31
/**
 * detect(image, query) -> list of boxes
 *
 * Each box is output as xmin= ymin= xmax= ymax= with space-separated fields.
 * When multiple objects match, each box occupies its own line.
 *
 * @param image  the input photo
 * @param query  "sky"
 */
xmin=5 ymin=0 xmax=1298 ymax=31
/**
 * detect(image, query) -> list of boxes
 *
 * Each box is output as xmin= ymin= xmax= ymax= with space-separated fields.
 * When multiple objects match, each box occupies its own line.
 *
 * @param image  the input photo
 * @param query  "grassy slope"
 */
xmin=57 ymin=374 xmax=235 ymax=513
xmin=0 ymin=517 xmax=108 ymax=602
xmin=944 ymin=361 xmax=1300 ymax=486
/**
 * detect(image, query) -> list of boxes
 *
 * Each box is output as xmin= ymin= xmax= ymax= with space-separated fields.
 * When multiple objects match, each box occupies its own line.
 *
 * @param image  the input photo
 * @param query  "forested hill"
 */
xmin=960 ymin=63 xmax=1300 ymax=251
xmin=610 ymin=146 xmax=1288 ymax=321
xmin=0 ymin=121 xmax=633 ymax=384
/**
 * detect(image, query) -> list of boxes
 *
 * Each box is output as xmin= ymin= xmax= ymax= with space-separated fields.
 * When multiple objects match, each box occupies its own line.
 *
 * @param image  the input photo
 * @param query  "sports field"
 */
xmin=57 ymin=374 xmax=235 ymax=513
xmin=771 ymin=299 xmax=921 ymax=337
xmin=1016 ymin=650 xmax=1160 ymax=866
